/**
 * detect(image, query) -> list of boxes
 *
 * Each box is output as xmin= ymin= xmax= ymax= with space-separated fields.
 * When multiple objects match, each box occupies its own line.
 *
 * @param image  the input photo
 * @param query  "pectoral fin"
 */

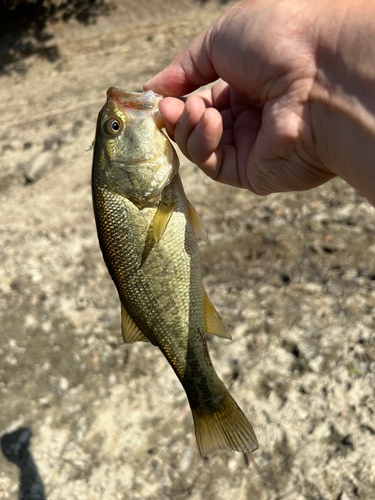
xmin=121 ymin=303 xmax=149 ymax=343
xmin=204 ymin=291 xmax=231 ymax=339
xmin=188 ymin=201 xmax=208 ymax=242
xmin=153 ymin=202 xmax=174 ymax=243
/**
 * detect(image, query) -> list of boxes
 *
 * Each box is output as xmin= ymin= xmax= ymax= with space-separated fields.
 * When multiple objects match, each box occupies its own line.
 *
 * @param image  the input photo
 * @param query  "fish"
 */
xmin=91 ymin=87 xmax=258 ymax=456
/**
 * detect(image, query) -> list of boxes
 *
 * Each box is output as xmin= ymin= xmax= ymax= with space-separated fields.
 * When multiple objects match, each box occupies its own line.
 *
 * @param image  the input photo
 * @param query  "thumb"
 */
xmin=143 ymin=25 xmax=219 ymax=96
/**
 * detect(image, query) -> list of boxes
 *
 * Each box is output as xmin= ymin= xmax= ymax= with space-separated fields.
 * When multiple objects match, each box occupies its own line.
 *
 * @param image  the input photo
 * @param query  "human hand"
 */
xmin=144 ymin=0 xmax=375 ymax=204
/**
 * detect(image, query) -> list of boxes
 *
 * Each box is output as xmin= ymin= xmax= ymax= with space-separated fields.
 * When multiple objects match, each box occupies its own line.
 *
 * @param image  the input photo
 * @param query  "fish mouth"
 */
xmin=106 ymin=87 xmax=164 ymax=127
xmin=107 ymin=87 xmax=161 ymax=111
xmin=106 ymin=87 xmax=140 ymax=106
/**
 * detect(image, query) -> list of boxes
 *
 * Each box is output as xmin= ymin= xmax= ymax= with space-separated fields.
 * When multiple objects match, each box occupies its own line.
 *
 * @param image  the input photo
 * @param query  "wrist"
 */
xmin=310 ymin=0 xmax=375 ymax=205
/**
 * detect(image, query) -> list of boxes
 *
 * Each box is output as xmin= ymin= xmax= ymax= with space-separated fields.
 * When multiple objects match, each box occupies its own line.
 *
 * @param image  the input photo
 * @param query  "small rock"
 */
xmin=233 ymin=323 xmax=248 ymax=338
xmin=8 ymin=339 xmax=17 ymax=349
xmin=303 ymin=282 xmax=322 ymax=293
xmin=38 ymin=396 xmax=52 ymax=407
xmin=311 ymin=212 xmax=329 ymax=222
xmin=278 ymin=490 xmax=306 ymax=500
xmin=339 ymin=492 xmax=351 ymax=500
xmin=24 ymin=151 xmax=62 ymax=183
xmin=5 ymin=355 xmax=17 ymax=366
xmin=24 ymin=314 xmax=38 ymax=329
xmin=59 ymin=377 xmax=69 ymax=391
xmin=41 ymin=321 xmax=52 ymax=334
xmin=180 ymin=446 xmax=192 ymax=472
xmin=309 ymin=355 xmax=325 ymax=373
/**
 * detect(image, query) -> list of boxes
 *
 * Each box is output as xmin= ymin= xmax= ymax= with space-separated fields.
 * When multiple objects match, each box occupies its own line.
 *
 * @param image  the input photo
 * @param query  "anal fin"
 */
xmin=188 ymin=200 xmax=208 ymax=242
xmin=204 ymin=291 xmax=231 ymax=339
xmin=121 ymin=303 xmax=149 ymax=343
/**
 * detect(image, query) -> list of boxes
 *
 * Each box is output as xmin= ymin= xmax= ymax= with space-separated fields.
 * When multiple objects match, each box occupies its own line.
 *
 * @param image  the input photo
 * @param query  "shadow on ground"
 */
xmin=1 ymin=426 xmax=46 ymax=500
xmin=0 ymin=0 xmax=114 ymax=74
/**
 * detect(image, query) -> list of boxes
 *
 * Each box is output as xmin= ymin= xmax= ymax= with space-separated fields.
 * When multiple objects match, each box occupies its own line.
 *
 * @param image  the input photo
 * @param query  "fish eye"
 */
xmin=105 ymin=118 xmax=122 ymax=135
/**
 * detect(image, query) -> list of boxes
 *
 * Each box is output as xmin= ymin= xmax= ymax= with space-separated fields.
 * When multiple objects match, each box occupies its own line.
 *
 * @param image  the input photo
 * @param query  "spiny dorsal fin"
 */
xmin=153 ymin=202 xmax=174 ymax=243
xmin=204 ymin=291 xmax=231 ymax=339
xmin=188 ymin=200 xmax=208 ymax=242
xmin=121 ymin=303 xmax=149 ymax=343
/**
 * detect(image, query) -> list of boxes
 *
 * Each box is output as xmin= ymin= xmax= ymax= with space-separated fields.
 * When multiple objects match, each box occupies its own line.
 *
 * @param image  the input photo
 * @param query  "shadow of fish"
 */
xmin=1 ymin=425 xmax=46 ymax=500
xmin=92 ymin=87 xmax=258 ymax=456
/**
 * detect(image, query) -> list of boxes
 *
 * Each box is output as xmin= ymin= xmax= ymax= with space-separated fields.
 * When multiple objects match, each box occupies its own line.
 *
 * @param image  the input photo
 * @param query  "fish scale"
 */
xmin=92 ymin=87 xmax=259 ymax=456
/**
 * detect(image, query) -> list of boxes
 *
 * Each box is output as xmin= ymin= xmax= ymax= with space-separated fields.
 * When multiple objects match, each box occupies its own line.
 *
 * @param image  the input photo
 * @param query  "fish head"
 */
xmin=92 ymin=88 xmax=179 ymax=208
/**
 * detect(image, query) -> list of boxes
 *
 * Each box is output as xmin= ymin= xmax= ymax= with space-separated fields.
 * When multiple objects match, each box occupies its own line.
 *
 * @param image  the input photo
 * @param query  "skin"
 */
xmin=144 ymin=0 xmax=375 ymax=206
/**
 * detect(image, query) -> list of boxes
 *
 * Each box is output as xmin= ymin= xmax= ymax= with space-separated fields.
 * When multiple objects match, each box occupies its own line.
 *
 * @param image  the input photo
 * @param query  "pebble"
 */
xmin=309 ymin=355 xmax=325 ymax=373
xmin=24 ymin=151 xmax=62 ymax=183
xmin=59 ymin=377 xmax=69 ymax=391
xmin=5 ymin=355 xmax=17 ymax=366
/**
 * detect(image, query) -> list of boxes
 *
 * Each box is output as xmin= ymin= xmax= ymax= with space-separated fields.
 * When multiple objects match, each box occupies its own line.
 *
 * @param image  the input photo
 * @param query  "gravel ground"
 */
xmin=0 ymin=2 xmax=375 ymax=499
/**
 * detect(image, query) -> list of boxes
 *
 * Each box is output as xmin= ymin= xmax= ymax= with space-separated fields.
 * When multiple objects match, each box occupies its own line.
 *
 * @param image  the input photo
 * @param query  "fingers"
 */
xmin=159 ymin=94 xmax=243 ymax=188
xmin=159 ymin=94 xmax=226 ymax=174
xmin=186 ymin=107 xmax=223 ymax=165
xmin=158 ymin=80 xmax=232 ymax=142
xmin=176 ymin=105 xmax=242 ymax=188
xmin=162 ymin=95 xmax=222 ymax=164
xmin=175 ymin=96 xmax=212 ymax=160
xmin=158 ymin=98 xmax=184 ymax=142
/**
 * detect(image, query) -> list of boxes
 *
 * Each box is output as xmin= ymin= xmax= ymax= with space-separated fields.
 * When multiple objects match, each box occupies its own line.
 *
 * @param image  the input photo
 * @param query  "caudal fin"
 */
xmin=191 ymin=388 xmax=258 ymax=457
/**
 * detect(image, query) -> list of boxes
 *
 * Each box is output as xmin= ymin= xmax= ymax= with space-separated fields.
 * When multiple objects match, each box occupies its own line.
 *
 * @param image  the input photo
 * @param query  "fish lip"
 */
xmin=106 ymin=87 xmax=164 ymax=128
xmin=106 ymin=87 xmax=162 ymax=110
xmin=106 ymin=88 xmax=130 ymax=114
xmin=106 ymin=87 xmax=132 ymax=105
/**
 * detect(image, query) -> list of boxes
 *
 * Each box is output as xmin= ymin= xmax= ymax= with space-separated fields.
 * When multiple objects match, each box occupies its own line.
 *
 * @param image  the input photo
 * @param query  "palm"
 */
xmin=230 ymin=89 xmax=334 ymax=194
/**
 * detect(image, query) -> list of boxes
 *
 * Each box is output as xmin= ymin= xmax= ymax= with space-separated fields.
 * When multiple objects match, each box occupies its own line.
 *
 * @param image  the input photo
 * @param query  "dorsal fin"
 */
xmin=121 ymin=303 xmax=149 ymax=343
xmin=188 ymin=201 xmax=208 ymax=242
xmin=204 ymin=291 xmax=231 ymax=339
xmin=153 ymin=202 xmax=174 ymax=243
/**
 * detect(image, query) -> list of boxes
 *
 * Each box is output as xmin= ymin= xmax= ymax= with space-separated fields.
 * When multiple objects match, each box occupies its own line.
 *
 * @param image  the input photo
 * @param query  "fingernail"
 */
xmin=179 ymin=100 xmax=190 ymax=126
xmin=195 ymin=110 xmax=207 ymax=134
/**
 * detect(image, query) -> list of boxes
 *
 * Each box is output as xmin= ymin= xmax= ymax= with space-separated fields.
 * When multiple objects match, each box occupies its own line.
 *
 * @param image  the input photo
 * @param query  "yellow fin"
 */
xmin=204 ymin=291 xmax=231 ymax=339
xmin=121 ymin=303 xmax=149 ymax=343
xmin=191 ymin=385 xmax=259 ymax=457
xmin=188 ymin=200 xmax=208 ymax=242
xmin=153 ymin=202 xmax=174 ymax=243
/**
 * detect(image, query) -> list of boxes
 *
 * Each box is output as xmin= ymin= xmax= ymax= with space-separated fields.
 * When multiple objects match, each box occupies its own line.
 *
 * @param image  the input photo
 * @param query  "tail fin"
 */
xmin=191 ymin=387 xmax=258 ymax=457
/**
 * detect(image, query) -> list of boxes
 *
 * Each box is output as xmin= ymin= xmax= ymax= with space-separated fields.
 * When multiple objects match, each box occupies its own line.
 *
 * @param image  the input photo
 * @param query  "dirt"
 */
xmin=0 ymin=1 xmax=375 ymax=499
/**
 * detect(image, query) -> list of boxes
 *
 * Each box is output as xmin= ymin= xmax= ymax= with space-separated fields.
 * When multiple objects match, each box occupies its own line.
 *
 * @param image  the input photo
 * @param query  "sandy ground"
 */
xmin=1 ymin=1 xmax=375 ymax=499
